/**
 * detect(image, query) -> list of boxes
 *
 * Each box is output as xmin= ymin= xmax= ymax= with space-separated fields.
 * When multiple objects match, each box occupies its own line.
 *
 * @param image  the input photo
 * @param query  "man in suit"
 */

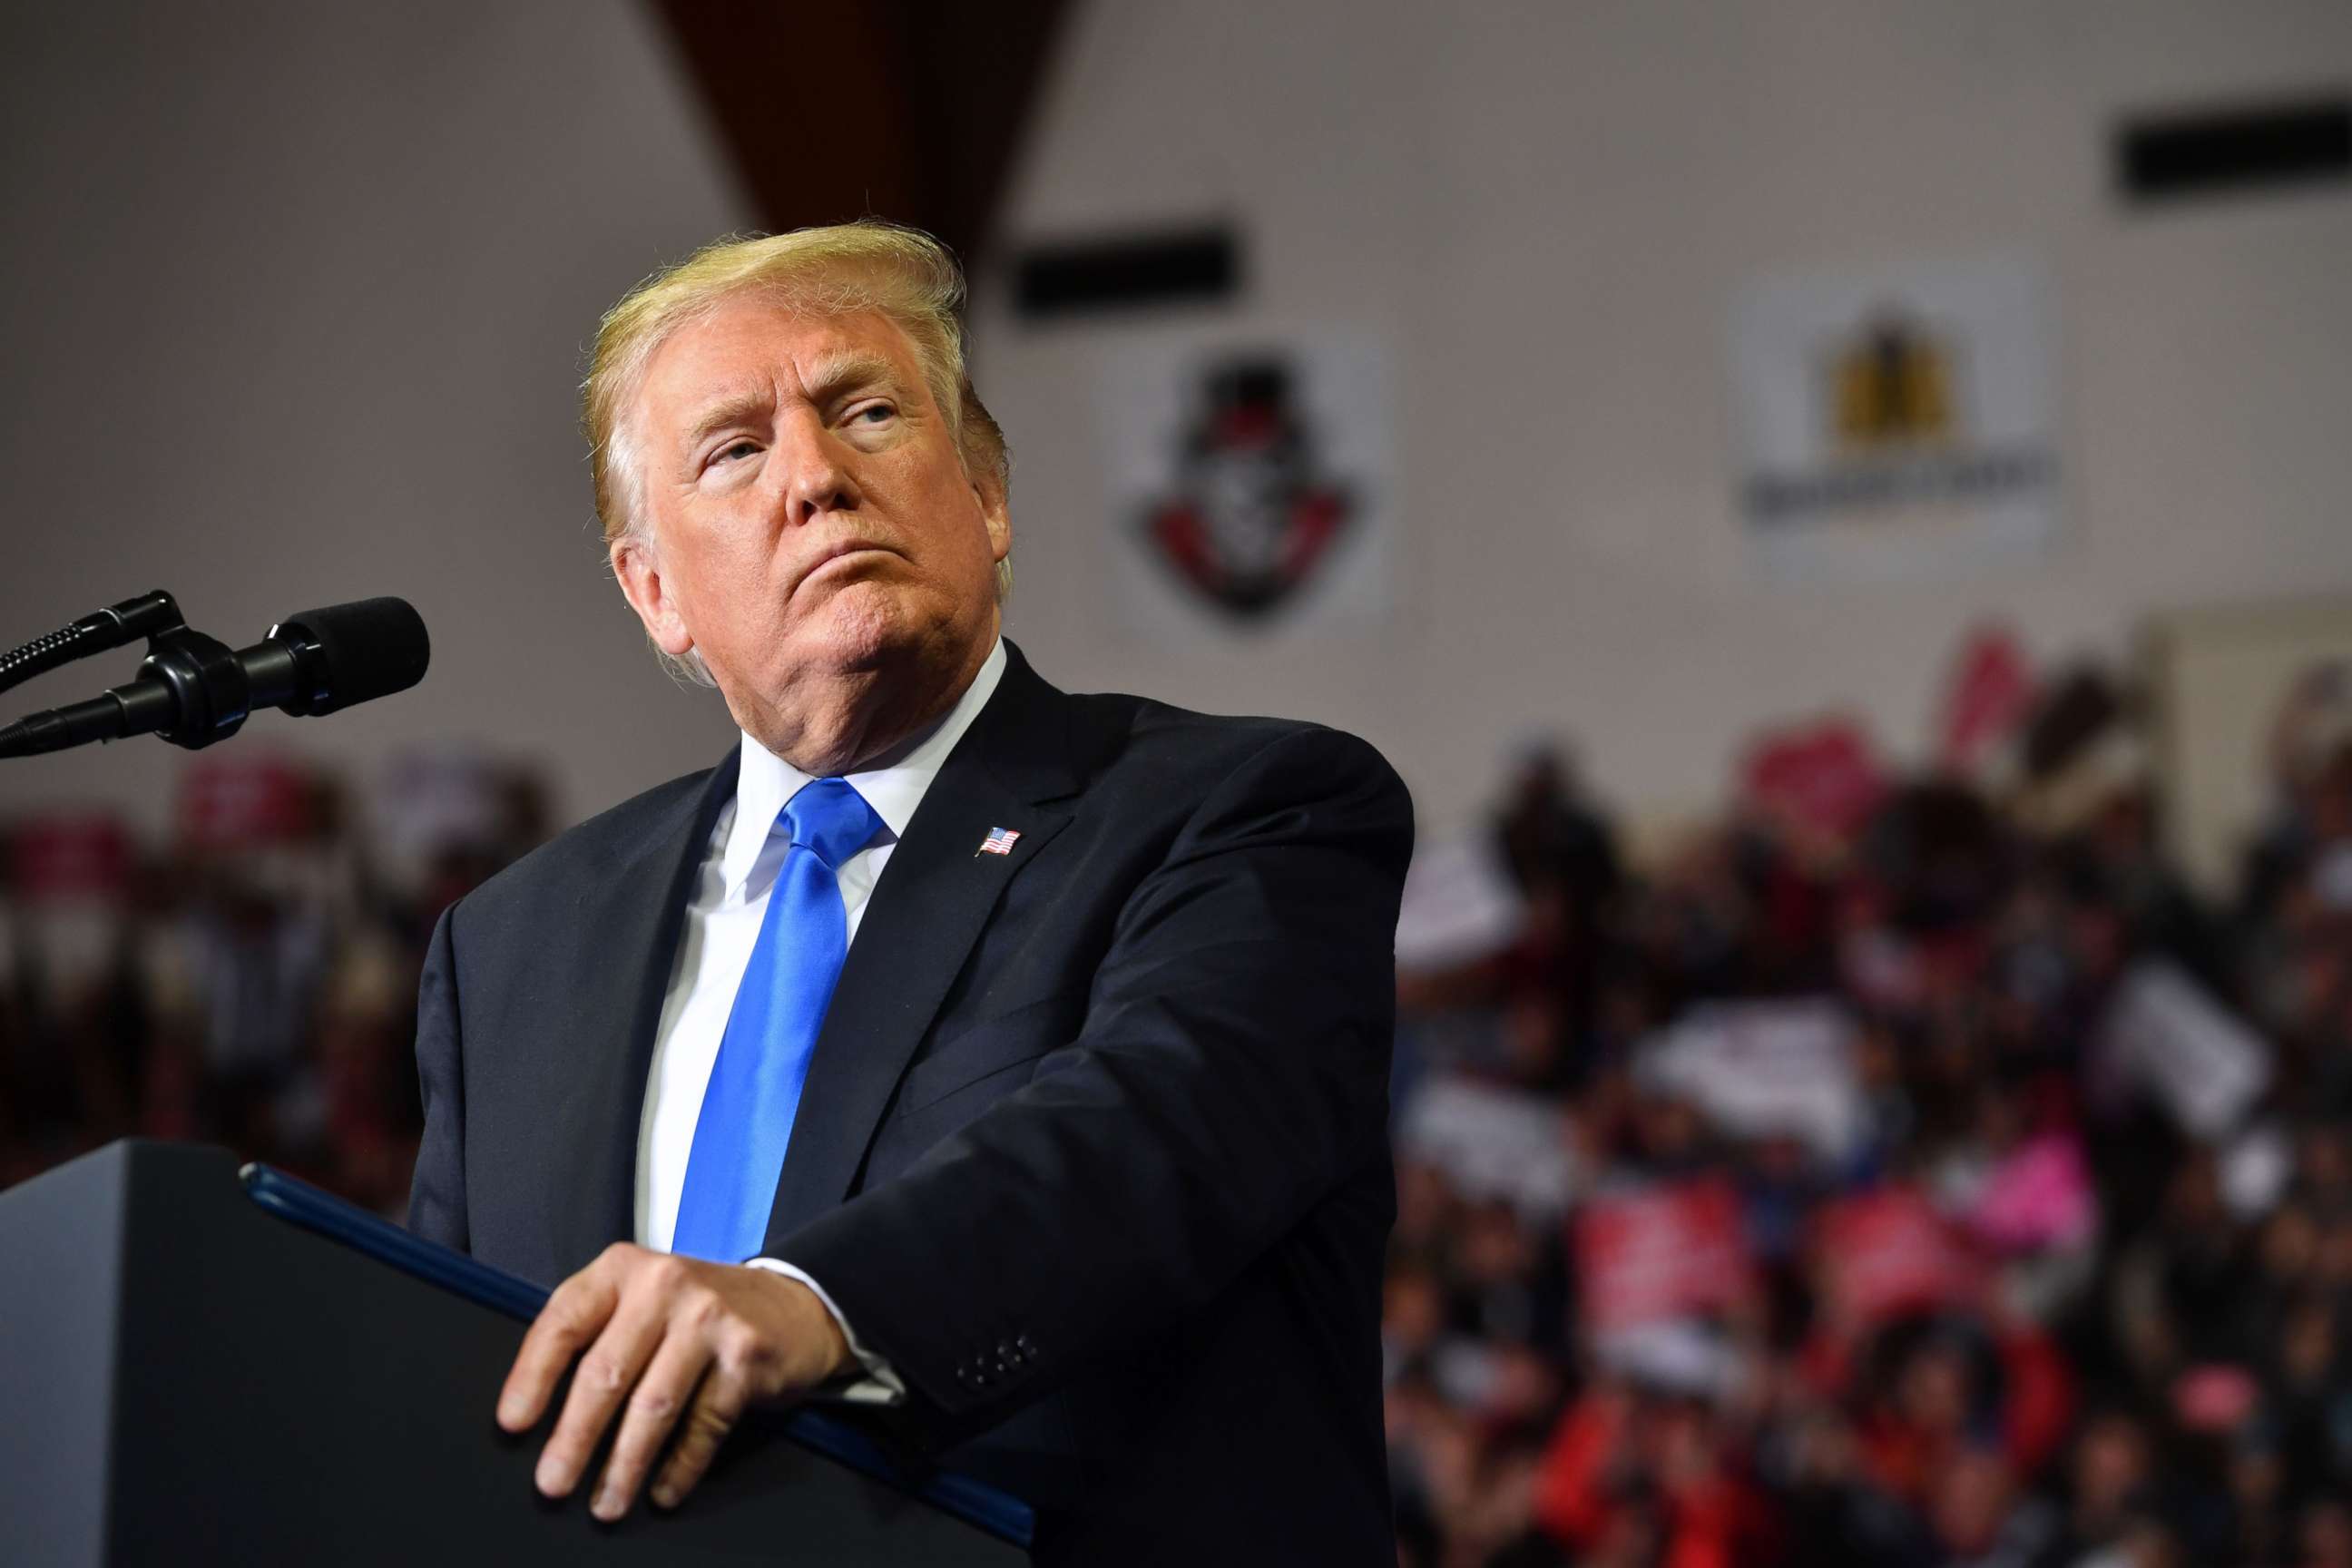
xmin=407 ymin=221 xmax=1411 ymax=1562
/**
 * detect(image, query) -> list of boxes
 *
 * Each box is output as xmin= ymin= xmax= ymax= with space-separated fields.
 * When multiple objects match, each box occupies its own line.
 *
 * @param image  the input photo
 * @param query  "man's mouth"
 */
xmin=796 ymin=541 xmax=897 ymax=595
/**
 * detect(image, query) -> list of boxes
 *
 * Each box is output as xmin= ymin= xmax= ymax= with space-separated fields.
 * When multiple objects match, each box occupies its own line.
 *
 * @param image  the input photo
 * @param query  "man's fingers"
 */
xmin=492 ymin=1250 xmax=800 ymax=1520
xmin=498 ymin=1263 xmax=623 ymax=1434
xmin=534 ymin=1271 xmax=677 ymax=1498
xmin=589 ymin=1330 xmax=717 ymax=1522
xmin=648 ymin=1362 xmax=750 ymax=1513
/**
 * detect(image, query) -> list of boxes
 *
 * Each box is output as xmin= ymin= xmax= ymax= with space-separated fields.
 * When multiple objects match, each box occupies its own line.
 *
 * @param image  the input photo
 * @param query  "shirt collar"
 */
xmin=722 ymin=638 xmax=1007 ymax=893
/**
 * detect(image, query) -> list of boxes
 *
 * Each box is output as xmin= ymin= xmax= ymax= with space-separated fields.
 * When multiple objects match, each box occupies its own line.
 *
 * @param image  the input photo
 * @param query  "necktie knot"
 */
xmin=782 ymin=777 xmax=882 ymax=872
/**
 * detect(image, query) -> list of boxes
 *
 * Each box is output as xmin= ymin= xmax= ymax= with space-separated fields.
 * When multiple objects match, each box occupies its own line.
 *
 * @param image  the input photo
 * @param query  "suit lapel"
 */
xmin=549 ymin=749 xmax=738 ymax=1272
xmin=762 ymin=644 xmax=1078 ymax=1242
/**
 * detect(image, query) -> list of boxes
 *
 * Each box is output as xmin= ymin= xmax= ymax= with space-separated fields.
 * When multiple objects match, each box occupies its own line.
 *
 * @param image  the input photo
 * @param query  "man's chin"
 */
xmin=746 ymin=585 xmax=975 ymax=687
xmin=801 ymin=583 xmax=927 ymax=671
xmin=719 ymin=600 xmax=982 ymax=769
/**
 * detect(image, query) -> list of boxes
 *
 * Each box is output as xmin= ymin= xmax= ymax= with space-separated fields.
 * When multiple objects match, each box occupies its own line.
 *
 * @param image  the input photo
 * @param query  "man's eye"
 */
xmin=853 ymin=404 xmax=895 ymax=425
xmin=715 ymin=440 xmax=759 ymax=464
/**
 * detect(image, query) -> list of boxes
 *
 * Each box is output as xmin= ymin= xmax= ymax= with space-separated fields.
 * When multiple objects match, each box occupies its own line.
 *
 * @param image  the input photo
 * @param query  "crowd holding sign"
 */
xmin=1380 ymin=635 xmax=2352 ymax=1566
xmin=0 ymin=747 xmax=551 ymax=1204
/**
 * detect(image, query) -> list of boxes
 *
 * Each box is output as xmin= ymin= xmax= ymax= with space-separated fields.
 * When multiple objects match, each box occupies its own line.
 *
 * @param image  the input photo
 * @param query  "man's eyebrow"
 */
xmin=798 ymin=349 xmax=906 ymax=408
xmin=675 ymin=352 xmax=908 ymax=454
xmin=680 ymin=388 xmax=777 ymax=452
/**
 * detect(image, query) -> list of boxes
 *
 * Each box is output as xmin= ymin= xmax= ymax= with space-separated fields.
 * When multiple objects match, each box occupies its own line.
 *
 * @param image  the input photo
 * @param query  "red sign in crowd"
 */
xmin=1573 ymin=1178 xmax=1753 ymax=1337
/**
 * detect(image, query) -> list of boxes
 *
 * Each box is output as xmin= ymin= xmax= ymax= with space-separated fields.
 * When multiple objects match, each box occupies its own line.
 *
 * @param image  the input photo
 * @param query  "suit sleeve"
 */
xmin=407 ymin=904 xmax=469 ymax=1251
xmin=768 ymin=725 xmax=1412 ymax=1430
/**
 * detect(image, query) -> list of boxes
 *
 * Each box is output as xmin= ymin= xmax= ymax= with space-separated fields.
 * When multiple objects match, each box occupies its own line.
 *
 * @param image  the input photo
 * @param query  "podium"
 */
xmin=0 ymin=1141 xmax=1030 ymax=1565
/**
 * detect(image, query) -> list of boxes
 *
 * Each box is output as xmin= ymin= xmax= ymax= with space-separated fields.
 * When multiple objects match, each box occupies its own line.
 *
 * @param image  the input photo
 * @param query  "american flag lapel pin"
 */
xmin=975 ymin=826 xmax=1022 ymax=858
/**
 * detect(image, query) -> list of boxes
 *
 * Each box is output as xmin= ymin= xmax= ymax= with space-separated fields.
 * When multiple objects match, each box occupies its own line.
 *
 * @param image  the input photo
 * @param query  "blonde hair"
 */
xmin=584 ymin=220 xmax=1011 ymax=592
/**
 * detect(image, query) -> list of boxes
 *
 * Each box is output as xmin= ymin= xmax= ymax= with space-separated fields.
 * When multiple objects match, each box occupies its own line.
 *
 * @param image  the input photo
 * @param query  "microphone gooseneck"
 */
xmin=0 ymin=590 xmax=182 ymax=699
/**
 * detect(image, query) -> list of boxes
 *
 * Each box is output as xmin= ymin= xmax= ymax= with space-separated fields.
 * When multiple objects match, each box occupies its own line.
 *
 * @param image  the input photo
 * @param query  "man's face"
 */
xmin=613 ymin=296 xmax=1009 ymax=750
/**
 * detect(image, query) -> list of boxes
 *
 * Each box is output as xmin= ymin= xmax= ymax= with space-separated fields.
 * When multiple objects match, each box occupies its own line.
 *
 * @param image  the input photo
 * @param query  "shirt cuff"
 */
xmin=743 ymin=1257 xmax=906 ymax=1406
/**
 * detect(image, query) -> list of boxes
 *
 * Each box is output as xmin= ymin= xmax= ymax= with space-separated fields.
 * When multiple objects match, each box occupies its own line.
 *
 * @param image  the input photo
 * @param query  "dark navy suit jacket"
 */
xmin=407 ymin=642 xmax=1412 ymax=1563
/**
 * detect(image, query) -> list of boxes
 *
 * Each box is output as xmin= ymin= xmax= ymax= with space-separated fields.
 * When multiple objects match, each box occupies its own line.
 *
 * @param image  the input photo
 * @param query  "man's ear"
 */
xmin=612 ymin=534 xmax=696 ymax=656
xmin=972 ymin=469 xmax=1012 ymax=565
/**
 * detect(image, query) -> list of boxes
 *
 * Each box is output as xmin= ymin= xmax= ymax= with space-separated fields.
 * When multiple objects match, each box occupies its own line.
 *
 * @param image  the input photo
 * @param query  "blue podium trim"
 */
xmin=240 ymin=1162 xmax=1036 ymax=1549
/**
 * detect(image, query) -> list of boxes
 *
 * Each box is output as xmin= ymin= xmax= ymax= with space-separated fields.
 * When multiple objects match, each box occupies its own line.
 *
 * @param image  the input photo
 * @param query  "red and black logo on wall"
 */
xmin=1140 ymin=358 xmax=1353 ymax=620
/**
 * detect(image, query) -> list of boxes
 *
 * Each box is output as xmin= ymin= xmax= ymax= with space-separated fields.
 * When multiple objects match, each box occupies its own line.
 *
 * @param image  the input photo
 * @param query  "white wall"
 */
xmin=0 ymin=2 xmax=750 ymax=833
xmin=973 ymin=0 xmax=2352 ymax=843
xmin=5 ymin=2 xmax=2348 ymax=854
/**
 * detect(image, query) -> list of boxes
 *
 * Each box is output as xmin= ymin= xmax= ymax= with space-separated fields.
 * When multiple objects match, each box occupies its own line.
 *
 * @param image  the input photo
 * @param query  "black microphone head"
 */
xmin=270 ymin=598 xmax=430 ymax=715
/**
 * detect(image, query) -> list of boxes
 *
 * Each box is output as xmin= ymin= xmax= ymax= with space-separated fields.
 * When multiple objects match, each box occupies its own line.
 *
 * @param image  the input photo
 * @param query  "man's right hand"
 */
xmin=496 ymin=1242 xmax=852 ymax=1522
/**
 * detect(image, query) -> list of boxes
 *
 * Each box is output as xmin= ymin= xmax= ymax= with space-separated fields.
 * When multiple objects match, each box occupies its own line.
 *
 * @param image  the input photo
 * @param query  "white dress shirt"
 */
xmin=632 ymin=639 xmax=1007 ymax=1402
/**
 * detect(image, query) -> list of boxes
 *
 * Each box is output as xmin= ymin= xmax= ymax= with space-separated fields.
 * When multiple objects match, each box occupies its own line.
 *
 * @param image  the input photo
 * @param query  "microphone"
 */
xmin=0 ymin=598 xmax=430 ymax=759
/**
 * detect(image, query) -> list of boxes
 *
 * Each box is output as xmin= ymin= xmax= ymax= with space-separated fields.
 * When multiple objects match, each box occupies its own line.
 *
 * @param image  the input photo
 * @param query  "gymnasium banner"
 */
xmin=1096 ymin=326 xmax=1395 ymax=642
xmin=1729 ymin=252 xmax=2061 ymax=583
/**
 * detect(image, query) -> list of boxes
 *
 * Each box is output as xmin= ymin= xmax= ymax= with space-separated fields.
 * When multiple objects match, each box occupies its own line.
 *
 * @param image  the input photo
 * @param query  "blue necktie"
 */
xmin=671 ymin=777 xmax=882 ymax=1262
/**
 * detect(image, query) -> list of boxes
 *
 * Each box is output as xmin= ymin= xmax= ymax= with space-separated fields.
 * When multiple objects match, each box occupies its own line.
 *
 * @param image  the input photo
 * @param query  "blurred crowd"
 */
xmin=8 ymin=638 xmax=2352 ymax=1568
xmin=1386 ymin=651 xmax=2352 ymax=1568
xmin=0 ymin=749 xmax=550 ymax=1210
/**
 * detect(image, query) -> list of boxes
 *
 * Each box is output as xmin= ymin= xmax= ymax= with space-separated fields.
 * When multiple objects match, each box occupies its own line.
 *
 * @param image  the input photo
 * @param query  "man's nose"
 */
xmin=770 ymin=415 xmax=861 ymax=525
